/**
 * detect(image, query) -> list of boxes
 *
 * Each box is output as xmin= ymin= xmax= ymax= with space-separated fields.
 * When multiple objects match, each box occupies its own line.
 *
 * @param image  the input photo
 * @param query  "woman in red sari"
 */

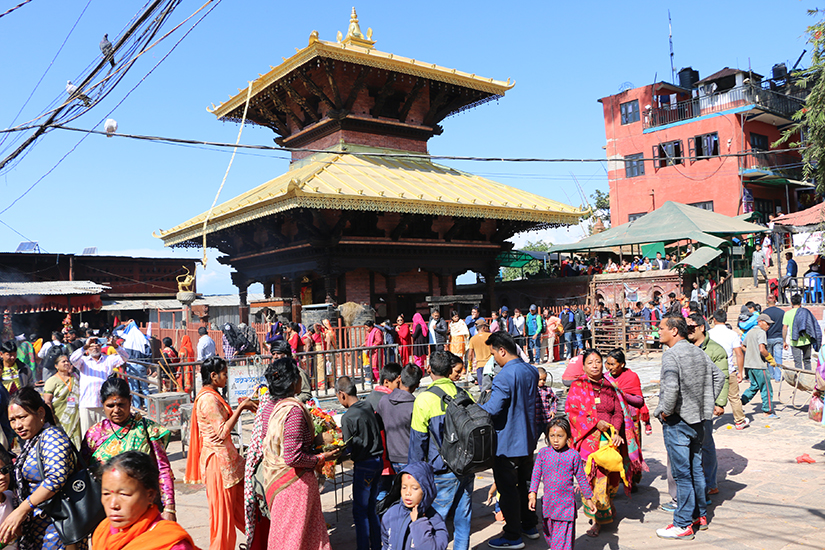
xmin=177 ymin=335 xmax=195 ymax=393
xmin=395 ymin=314 xmax=412 ymax=365
xmin=185 ymin=357 xmax=257 ymax=550
xmin=565 ymin=349 xmax=646 ymax=537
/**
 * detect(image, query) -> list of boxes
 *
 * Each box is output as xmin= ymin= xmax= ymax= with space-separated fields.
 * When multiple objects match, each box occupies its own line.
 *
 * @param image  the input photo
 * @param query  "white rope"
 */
xmin=202 ymin=81 xmax=253 ymax=268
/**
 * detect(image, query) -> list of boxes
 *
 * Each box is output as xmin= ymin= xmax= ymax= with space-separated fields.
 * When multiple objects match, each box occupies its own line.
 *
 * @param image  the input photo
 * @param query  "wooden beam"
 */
xmin=254 ymin=101 xmax=290 ymax=136
xmin=321 ymin=58 xmax=343 ymax=109
xmin=423 ymin=87 xmax=449 ymax=126
xmin=282 ymin=81 xmax=319 ymax=123
xmin=269 ymin=91 xmax=304 ymax=129
xmin=433 ymin=95 xmax=467 ymax=125
xmin=371 ymin=74 xmax=396 ymax=118
xmin=296 ymin=69 xmax=335 ymax=110
xmin=398 ymin=78 xmax=425 ymax=123
xmin=390 ymin=214 xmax=414 ymax=241
xmin=344 ymin=67 xmax=369 ymax=111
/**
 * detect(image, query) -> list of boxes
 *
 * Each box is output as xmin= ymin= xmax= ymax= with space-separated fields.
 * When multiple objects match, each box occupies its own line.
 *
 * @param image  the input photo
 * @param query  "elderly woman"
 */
xmin=0 ymin=388 xmax=82 ymax=550
xmin=448 ymin=311 xmax=470 ymax=358
xmin=565 ymin=349 xmax=645 ymax=537
xmin=94 ymin=451 xmax=196 ymax=550
xmin=82 ymin=377 xmax=175 ymax=521
xmin=185 ymin=357 xmax=256 ymax=550
xmin=42 ymin=355 xmax=81 ymax=448
xmin=260 ymin=358 xmax=340 ymax=549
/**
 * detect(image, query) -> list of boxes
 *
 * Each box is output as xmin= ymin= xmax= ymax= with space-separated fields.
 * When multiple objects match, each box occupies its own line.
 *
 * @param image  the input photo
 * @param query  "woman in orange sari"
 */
xmin=395 ymin=314 xmax=412 ymax=365
xmin=177 ymin=335 xmax=195 ymax=393
xmin=95 ymin=451 xmax=198 ymax=550
xmin=185 ymin=357 xmax=257 ymax=550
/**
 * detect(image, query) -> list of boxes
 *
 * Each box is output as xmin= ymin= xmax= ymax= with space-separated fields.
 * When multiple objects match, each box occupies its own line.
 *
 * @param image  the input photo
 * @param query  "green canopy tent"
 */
xmin=671 ymin=247 xmax=723 ymax=270
xmin=549 ymin=201 xmax=768 ymax=254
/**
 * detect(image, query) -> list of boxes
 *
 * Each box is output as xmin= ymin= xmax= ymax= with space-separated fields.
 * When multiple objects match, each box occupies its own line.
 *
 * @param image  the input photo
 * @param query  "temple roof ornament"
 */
xmin=342 ymin=7 xmax=374 ymax=48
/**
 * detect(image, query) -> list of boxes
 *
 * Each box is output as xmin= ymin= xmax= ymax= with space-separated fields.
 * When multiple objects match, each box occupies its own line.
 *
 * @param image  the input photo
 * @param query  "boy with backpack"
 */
xmin=408 ymin=350 xmax=476 ymax=550
xmin=481 ymin=332 xmax=540 ymax=549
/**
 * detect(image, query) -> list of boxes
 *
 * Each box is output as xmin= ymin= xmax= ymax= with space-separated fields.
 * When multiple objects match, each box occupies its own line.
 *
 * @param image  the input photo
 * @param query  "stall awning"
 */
xmin=0 ymin=281 xmax=109 ymax=314
xmin=672 ymin=247 xmax=723 ymax=270
xmin=549 ymin=201 xmax=767 ymax=254
xmin=496 ymin=250 xmax=549 ymax=269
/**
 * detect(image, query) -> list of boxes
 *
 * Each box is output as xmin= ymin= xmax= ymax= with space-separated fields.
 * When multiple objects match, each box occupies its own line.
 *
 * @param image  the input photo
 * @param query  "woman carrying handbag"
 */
xmin=0 ymin=388 xmax=95 ymax=550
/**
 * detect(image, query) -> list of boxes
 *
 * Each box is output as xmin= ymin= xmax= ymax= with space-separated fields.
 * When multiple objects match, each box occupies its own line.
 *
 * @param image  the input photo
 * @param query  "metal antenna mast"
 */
xmin=668 ymin=11 xmax=676 ymax=83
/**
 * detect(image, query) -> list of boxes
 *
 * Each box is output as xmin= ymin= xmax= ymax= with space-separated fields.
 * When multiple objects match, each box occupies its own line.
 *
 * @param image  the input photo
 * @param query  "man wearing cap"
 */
xmin=741 ymin=314 xmax=779 ymax=418
xmin=525 ymin=304 xmax=543 ymax=364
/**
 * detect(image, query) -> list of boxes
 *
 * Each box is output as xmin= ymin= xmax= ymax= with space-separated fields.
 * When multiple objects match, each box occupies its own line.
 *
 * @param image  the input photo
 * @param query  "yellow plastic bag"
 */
xmin=584 ymin=426 xmax=628 ymax=486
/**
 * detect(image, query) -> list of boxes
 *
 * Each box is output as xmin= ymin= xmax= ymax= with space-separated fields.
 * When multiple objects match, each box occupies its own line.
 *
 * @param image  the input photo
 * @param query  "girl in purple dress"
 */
xmin=528 ymin=418 xmax=594 ymax=550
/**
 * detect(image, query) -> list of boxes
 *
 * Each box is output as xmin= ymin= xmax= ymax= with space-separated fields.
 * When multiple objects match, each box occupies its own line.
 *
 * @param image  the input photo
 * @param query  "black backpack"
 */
xmin=427 ymin=386 xmax=496 ymax=476
xmin=222 ymin=323 xmax=254 ymax=354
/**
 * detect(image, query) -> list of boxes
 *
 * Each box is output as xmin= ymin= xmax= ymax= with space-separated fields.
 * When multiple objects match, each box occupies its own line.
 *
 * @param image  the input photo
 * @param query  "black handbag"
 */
xmin=35 ymin=433 xmax=106 ymax=544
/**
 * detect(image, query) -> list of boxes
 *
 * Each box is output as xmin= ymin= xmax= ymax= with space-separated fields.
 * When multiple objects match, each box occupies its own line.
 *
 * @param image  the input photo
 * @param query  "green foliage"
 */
xmin=585 ymin=189 xmax=610 ymax=234
xmin=502 ymin=240 xmax=552 ymax=281
xmin=776 ymin=9 xmax=825 ymax=194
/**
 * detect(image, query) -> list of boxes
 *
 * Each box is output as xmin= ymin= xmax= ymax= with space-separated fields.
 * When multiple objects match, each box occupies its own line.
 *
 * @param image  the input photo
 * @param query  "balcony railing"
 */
xmin=645 ymin=85 xmax=804 ymax=129
xmin=739 ymin=149 xmax=804 ymax=181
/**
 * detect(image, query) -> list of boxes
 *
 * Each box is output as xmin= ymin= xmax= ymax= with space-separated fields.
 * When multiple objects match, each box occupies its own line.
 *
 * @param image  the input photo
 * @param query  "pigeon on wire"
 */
xmin=65 ymin=80 xmax=91 ymax=107
xmin=100 ymin=34 xmax=115 ymax=68
xmin=104 ymin=119 xmax=118 ymax=137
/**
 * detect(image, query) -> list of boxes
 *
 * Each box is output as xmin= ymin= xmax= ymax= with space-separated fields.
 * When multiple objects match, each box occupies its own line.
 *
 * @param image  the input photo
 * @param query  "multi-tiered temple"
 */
xmin=157 ymin=9 xmax=584 ymax=322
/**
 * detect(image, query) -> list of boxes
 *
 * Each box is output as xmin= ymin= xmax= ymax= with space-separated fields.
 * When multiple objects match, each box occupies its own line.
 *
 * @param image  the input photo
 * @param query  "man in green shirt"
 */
xmin=687 ymin=313 xmax=728 ymax=500
xmin=783 ymin=294 xmax=812 ymax=371
xmin=744 ymin=314 xmax=779 ymax=418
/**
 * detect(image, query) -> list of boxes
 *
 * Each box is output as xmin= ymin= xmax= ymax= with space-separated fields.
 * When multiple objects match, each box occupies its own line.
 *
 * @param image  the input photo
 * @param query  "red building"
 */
xmin=599 ymin=65 xmax=812 ymax=227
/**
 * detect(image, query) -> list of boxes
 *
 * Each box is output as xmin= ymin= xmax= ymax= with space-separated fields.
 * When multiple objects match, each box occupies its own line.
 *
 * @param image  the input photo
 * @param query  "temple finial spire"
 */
xmin=341 ymin=7 xmax=375 ymax=48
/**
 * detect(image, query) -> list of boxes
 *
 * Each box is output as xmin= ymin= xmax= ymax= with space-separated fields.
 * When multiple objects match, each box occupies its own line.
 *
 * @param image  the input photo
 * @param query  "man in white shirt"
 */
xmin=70 ymin=339 xmax=128 ymax=435
xmin=196 ymin=326 xmax=216 ymax=361
xmin=707 ymin=309 xmax=749 ymax=429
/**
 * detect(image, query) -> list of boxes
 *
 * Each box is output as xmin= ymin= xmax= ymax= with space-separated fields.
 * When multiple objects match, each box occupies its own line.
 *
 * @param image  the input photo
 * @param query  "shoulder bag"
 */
xmin=35 ymin=429 xmax=106 ymax=544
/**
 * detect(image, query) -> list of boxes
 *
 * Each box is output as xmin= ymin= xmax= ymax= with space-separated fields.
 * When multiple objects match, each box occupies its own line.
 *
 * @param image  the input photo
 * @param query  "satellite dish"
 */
xmin=618 ymin=82 xmax=635 ymax=92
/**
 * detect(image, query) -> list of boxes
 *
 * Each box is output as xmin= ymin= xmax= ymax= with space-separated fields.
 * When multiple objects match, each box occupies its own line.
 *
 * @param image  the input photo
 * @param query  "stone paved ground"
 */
xmin=170 ymin=361 xmax=825 ymax=550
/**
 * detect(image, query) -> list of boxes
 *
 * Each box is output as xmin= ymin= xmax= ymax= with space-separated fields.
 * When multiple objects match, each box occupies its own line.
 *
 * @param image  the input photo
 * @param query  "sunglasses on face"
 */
xmin=0 ymin=464 xmax=14 ymax=475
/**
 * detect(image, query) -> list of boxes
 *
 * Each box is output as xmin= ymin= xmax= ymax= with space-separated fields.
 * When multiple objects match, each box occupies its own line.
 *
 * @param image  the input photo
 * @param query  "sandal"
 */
xmin=586 ymin=524 xmax=600 ymax=537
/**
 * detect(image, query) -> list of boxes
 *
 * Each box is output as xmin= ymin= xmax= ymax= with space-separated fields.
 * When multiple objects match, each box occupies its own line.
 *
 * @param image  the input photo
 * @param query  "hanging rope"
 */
xmin=202 ymin=81 xmax=253 ymax=268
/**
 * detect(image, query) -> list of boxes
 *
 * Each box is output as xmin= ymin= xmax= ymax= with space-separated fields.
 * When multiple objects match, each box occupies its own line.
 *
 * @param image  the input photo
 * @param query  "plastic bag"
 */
xmin=808 ymin=394 xmax=823 ymax=423
xmin=585 ymin=426 xmax=628 ymax=486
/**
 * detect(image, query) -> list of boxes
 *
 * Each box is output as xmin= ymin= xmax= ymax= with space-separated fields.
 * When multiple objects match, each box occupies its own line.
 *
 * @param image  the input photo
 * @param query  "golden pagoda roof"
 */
xmin=209 ymin=9 xmax=514 ymax=120
xmin=156 ymin=147 xmax=586 ymax=247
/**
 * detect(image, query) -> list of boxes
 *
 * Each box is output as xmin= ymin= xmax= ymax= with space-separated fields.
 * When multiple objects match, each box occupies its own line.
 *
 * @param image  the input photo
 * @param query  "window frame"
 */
xmin=750 ymin=132 xmax=769 ymax=151
xmin=620 ymin=100 xmax=640 ymax=125
xmin=628 ymin=212 xmax=646 ymax=222
xmin=652 ymin=140 xmax=683 ymax=169
xmin=692 ymin=132 xmax=719 ymax=160
xmin=688 ymin=201 xmax=714 ymax=211
xmin=624 ymin=153 xmax=645 ymax=178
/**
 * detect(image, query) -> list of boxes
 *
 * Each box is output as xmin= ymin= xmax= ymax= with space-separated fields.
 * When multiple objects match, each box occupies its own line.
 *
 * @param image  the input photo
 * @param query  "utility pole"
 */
xmin=669 ymin=10 xmax=676 ymax=84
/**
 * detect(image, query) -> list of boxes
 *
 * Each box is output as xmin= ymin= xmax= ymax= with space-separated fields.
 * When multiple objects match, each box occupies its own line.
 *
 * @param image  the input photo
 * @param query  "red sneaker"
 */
xmin=691 ymin=516 xmax=708 ymax=531
xmin=656 ymin=524 xmax=695 ymax=540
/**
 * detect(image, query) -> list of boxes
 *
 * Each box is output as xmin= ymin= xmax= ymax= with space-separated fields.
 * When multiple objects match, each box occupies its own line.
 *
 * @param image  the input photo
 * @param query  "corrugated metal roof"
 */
xmin=0 ymin=281 xmax=108 ymax=297
xmin=156 ymin=151 xmax=587 ymax=246
xmin=773 ymin=202 xmax=825 ymax=229
xmin=100 ymin=293 xmax=267 ymax=311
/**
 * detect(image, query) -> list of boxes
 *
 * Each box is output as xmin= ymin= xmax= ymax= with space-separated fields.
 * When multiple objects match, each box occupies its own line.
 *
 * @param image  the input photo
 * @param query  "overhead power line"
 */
xmin=0 ymin=0 xmax=34 ymax=19
xmin=18 ymin=124 xmax=810 ymax=164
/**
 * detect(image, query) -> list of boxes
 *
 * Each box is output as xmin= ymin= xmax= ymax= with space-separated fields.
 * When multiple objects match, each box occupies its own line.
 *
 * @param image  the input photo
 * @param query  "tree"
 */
xmin=776 ymin=10 xmax=825 ymax=193
xmin=502 ymin=240 xmax=552 ymax=281
xmin=584 ymin=189 xmax=610 ymax=234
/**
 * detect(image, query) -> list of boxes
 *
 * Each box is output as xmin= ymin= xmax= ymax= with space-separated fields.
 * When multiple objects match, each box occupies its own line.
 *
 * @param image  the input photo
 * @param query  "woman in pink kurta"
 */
xmin=365 ymin=320 xmax=384 ymax=381
xmin=262 ymin=358 xmax=340 ymax=549
xmin=185 ymin=357 xmax=257 ymax=550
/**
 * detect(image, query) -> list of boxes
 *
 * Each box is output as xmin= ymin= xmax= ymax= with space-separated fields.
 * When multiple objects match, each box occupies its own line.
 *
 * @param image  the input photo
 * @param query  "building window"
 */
xmin=620 ymin=100 xmax=640 ymax=124
xmin=653 ymin=140 xmax=683 ymax=168
xmin=751 ymin=132 xmax=769 ymax=150
xmin=628 ymin=212 xmax=646 ymax=222
xmin=624 ymin=153 xmax=645 ymax=178
xmin=689 ymin=201 xmax=714 ymax=211
xmin=691 ymin=132 xmax=719 ymax=159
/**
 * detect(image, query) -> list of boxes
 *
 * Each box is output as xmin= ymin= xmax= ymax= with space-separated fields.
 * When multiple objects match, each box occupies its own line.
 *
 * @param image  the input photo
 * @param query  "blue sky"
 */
xmin=0 ymin=0 xmax=817 ymax=294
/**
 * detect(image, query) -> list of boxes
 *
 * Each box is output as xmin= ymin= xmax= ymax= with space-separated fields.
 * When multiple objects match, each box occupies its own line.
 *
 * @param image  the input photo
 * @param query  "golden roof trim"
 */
xmin=210 ymin=38 xmax=514 ymax=119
